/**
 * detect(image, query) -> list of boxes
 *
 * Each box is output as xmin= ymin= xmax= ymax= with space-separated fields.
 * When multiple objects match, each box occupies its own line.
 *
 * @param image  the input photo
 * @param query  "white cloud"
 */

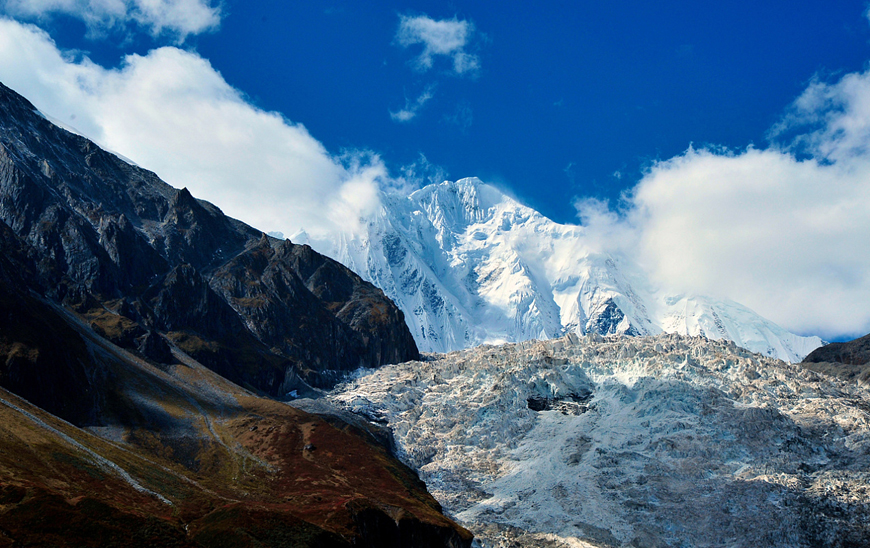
xmin=578 ymin=70 xmax=870 ymax=340
xmin=395 ymin=14 xmax=479 ymax=75
xmin=770 ymin=71 xmax=870 ymax=163
xmin=397 ymin=153 xmax=448 ymax=190
xmin=389 ymin=85 xmax=434 ymax=122
xmin=574 ymin=196 xmax=638 ymax=255
xmin=1 ymin=0 xmax=220 ymax=40
xmin=0 ymin=17 xmax=382 ymax=239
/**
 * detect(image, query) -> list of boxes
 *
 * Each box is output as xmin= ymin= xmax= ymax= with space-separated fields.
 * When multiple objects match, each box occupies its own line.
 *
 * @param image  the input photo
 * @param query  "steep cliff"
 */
xmin=0 ymin=79 xmax=463 ymax=547
xmin=0 ymin=80 xmax=418 ymax=394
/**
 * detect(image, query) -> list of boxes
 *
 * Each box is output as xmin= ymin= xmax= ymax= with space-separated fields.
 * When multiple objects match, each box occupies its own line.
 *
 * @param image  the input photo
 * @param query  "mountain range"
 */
xmin=302 ymin=178 xmax=823 ymax=362
xmin=1 ymin=76 xmax=863 ymax=548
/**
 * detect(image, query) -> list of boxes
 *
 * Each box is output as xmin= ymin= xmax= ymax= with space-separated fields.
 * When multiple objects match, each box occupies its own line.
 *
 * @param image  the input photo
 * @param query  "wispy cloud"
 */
xmin=769 ymin=71 xmax=870 ymax=163
xmin=398 ymin=153 xmax=448 ymax=191
xmin=389 ymin=85 xmax=435 ymax=122
xmin=0 ymin=18 xmax=384 ymax=238
xmin=564 ymin=162 xmax=576 ymax=186
xmin=575 ymin=68 xmax=870 ymax=340
xmin=0 ymin=0 xmax=221 ymax=40
xmin=441 ymin=99 xmax=472 ymax=131
xmin=395 ymin=14 xmax=479 ymax=76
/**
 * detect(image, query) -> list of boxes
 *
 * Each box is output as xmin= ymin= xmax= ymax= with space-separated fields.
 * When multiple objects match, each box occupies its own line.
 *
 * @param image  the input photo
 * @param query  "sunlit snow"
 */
xmin=308 ymin=178 xmax=822 ymax=361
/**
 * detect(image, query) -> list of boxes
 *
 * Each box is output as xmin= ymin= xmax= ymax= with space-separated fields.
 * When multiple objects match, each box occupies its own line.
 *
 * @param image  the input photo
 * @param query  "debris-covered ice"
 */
xmin=330 ymin=333 xmax=870 ymax=547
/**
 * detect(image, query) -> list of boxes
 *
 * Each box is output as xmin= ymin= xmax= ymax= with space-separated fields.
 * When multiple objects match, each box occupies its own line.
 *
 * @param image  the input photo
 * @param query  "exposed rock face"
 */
xmin=0 ymin=80 xmax=462 ymax=547
xmin=0 ymin=80 xmax=418 ymax=395
xmin=804 ymin=333 xmax=870 ymax=366
xmin=137 ymin=330 xmax=174 ymax=364
xmin=0 ymin=221 xmax=99 ymax=425
xmin=209 ymin=236 xmax=419 ymax=387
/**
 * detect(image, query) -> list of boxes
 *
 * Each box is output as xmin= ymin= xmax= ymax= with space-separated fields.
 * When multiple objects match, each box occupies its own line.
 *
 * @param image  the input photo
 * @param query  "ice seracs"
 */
xmin=329 ymin=333 xmax=870 ymax=547
xmin=306 ymin=177 xmax=822 ymax=361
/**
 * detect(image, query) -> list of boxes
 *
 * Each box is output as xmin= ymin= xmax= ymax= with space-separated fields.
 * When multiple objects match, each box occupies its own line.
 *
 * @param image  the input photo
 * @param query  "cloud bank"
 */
xmin=395 ymin=15 xmax=479 ymax=76
xmin=578 ymin=69 xmax=870 ymax=340
xmin=0 ymin=18 xmax=384 ymax=238
xmin=1 ymin=0 xmax=220 ymax=40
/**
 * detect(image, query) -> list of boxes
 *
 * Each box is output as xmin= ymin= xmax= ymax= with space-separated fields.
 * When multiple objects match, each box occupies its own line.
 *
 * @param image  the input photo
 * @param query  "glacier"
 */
xmin=328 ymin=333 xmax=870 ymax=547
xmin=301 ymin=177 xmax=822 ymax=362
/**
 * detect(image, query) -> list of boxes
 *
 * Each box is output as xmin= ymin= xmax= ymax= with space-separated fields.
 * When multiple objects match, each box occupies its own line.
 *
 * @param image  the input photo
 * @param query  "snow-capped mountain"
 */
xmin=301 ymin=177 xmax=822 ymax=362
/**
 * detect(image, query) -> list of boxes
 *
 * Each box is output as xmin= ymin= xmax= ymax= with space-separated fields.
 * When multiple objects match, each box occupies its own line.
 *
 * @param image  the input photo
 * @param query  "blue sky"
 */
xmin=1 ymin=1 xmax=870 ymax=339
xmin=12 ymin=1 xmax=870 ymax=222
xmin=208 ymin=0 xmax=870 ymax=223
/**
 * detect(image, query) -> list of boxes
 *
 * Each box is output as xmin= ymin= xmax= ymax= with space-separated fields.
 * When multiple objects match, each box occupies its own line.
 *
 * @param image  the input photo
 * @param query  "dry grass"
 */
xmin=0 ymin=307 xmax=471 ymax=546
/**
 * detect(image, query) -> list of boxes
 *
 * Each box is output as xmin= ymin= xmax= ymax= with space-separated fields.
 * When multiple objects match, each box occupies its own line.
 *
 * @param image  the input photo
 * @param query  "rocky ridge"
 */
xmin=0 ymin=80 xmax=418 ymax=394
xmin=329 ymin=334 xmax=870 ymax=547
xmin=0 ymin=80 xmax=466 ymax=547
xmin=802 ymin=333 xmax=870 ymax=385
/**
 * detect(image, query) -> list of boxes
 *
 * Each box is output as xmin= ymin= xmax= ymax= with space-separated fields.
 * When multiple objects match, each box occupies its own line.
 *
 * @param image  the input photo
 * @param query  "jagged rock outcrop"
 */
xmin=209 ymin=236 xmax=419 ymax=387
xmin=0 ymin=80 xmax=418 ymax=395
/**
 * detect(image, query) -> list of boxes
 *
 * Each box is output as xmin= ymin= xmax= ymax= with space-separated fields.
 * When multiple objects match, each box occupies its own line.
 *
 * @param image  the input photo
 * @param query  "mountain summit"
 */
xmin=305 ymin=177 xmax=822 ymax=362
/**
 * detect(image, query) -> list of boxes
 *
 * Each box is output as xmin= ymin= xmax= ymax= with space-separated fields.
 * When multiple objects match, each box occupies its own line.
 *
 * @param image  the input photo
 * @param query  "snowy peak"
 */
xmin=405 ymin=178 xmax=542 ymax=258
xmin=306 ymin=178 xmax=823 ymax=362
xmin=410 ymin=178 xmax=520 ymax=230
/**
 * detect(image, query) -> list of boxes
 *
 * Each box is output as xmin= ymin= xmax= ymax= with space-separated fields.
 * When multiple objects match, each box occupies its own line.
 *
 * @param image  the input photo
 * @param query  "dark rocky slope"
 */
xmin=802 ymin=333 xmax=870 ymax=384
xmin=0 ymin=80 xmax=418 ymax=395
xmin=0 ymin=220 xmax=100 ymax=425
xmin=0 ymin=81 xmax=467 ymax=546
xmin=0 ymin=308 xmax=471 ymax=547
